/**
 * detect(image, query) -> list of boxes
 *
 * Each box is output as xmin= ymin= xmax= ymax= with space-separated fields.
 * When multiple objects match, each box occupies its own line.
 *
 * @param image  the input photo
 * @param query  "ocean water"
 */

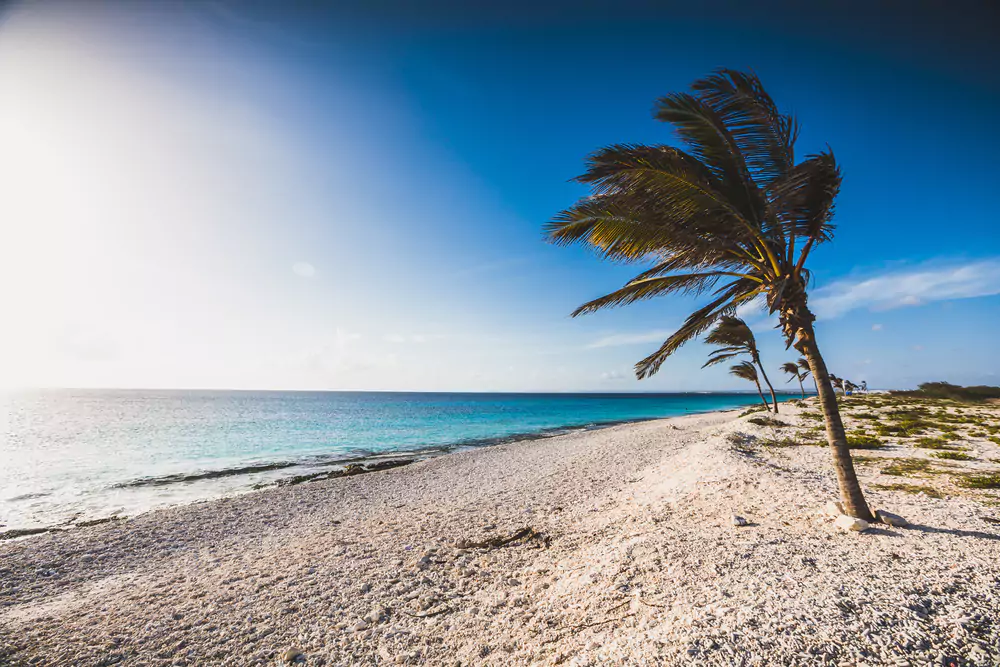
xmin=0 ymin=389 xmax=780 ymax=530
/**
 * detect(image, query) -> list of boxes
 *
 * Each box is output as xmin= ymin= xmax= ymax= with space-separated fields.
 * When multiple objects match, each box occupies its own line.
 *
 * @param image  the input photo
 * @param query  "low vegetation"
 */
xmin=892 ymin=382 xmax=1000 ymax=403
xmin=932 ymin=451 xmax=976 ymax=461
xmin=846 ymin=434 xmax=886 ymax=450
xmin=748 ymin=416 xmax=788 ymax=428
xmin=871 ymin=482 xmax=943 ymax=498
xmin=957 ymin=473 xmax=1000 ymax=489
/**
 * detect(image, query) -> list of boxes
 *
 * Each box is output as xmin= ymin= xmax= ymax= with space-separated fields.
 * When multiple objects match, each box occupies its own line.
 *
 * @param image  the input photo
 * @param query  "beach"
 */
xmin=2 ymin=399 xmax=999 ymax=666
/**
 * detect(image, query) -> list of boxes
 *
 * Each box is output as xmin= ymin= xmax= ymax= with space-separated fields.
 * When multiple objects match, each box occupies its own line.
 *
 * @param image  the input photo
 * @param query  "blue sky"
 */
xmin=1 ymin=0 xmax=998 ymax=391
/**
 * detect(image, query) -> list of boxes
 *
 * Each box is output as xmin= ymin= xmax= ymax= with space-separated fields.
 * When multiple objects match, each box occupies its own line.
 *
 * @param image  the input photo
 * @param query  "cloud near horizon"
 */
xmin=811 ymin=259 xmax=1000 ymax=319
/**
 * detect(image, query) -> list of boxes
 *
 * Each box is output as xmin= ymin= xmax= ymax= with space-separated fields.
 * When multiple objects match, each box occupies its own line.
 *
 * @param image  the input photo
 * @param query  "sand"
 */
xmin=2 ymin=399 xmax=999 ymax=666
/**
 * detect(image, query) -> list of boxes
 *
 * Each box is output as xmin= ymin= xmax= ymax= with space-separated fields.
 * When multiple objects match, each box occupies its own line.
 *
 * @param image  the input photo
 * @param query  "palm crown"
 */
xmin=546 ymin=69 xmax=841 ymax=378
xmin=729 ymin=360 xmax=760 ymax=383
xmin=702 ymin=316 xmax=762 ymax=369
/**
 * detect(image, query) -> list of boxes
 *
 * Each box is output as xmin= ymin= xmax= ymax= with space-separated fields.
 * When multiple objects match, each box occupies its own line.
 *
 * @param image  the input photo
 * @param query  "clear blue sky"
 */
xmin=1 ymin=0 xmax=998 ymax=391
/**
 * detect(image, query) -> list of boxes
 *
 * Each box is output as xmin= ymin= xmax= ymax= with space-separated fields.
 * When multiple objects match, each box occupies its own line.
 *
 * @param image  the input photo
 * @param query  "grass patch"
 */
xmin=880 ymin=458 xmax=934 ymax=476
xmin=799 ymin=411 xmax=823 ymax=421
xmin=748 ymin=416 xmax=788 ymax=427
xmin=847 ymin=434 xmax=887 ymax=450
xmin=956 ymin=473 xmax=1000 ymax=489
xmin=739 ymin=405 xmax=768 ymax=417
xmin=932 ymin=451 xmax=976 ymax=461
xmin=871 ymin=482 xmax=943 ymax=498
xmin=850 ymin=412 xmax=880 ymax=420
xmin=989 ymin=436 xmax=1000 ymax=446
xmin=913 ymin=437 xmax=964 ymax=451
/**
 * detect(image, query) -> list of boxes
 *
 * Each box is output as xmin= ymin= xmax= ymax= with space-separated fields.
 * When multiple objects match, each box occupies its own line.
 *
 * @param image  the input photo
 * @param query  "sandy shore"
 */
xmin=2 ymin=400 xmax=999 ymax=666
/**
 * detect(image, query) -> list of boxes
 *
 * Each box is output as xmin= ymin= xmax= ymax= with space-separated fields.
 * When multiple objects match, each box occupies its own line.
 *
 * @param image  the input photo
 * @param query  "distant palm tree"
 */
xmin=781 ymin=361 xmax=806 ymax=399
xmin=703 ymin=316 xmax=778 ymax=412
xmin=797 ymin=357 xmax=816 ymax=393
xmin=730 ymin=361 xmax=770 ymax=411
xmin=860 ymin=380 xmax=868 ymax=393
xmin=545 ymin=69 xmax=874 ymax=520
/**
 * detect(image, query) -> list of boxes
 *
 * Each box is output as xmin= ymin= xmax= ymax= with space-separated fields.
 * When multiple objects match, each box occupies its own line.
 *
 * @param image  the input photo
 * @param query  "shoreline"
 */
xmin=3 ymin=398 xmax=997 ymax=665
xmin=2 ymin=399 xmax=793 ymax=535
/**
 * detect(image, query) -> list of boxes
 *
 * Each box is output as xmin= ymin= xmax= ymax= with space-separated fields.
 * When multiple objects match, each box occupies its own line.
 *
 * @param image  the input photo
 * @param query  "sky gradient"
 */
xmin=1 ymin=0 xmax=998 ymax=391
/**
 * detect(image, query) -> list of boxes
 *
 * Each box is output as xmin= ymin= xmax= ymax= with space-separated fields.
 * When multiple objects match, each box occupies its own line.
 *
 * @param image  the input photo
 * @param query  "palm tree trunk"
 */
xmin=789 ymin=305 xmax=874 ymax=521
xmin=754 ymin=380 xmax=771 ymax=411
xmin=756 ymin=361 xmax=779 ymax=414
xmin=797 ymin=376 xmax=805 ymax=399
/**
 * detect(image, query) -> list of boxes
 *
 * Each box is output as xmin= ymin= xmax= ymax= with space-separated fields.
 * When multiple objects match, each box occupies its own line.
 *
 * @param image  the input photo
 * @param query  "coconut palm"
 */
xmin=781 ymin=361 xmax=806 ymax=399
xmin=797 ymin=357 xmax=815 ymax=393
xmin=702 ymin=316 xmax=778 ymax=412
xmin=729 ymin=361 xmax=770 ymax=411
xmin=544 ymin=69 xmax=873 ymax=520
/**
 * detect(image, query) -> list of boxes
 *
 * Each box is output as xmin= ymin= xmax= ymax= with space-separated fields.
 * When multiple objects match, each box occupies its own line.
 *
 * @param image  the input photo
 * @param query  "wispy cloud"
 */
xmin=586 ymin=329 xmax=673 ymax=349
xmin=292 ymin=261 xmax=316 ymax=278
xmin=811 ymin=259 xmax=1000 ymax=319
xmin=382 ymin=333 xmax=447 ymax=344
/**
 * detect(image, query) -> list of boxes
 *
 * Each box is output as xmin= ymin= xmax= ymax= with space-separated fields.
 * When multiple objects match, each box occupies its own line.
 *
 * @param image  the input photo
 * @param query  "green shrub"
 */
xmin=739 ymin=405 xmax=768 ymax=417
xmin=957 ymin=473 xmax=1000 ymax=489
xmin=914 ymin=437 xmax=963 ymax=451
xmin=847 ymin=434 xmax=886 ymax=450
xmin=747 ymin=416 xmax=788 ymax=427
xmin=871 ymin=482 xmax=943 ymax=498
xmin=880 ymin=458 xmax=934 ymax=476
xmin=931 ymin=451 xmax=975 ymax=461
xmin=891 ymin=382 xmax=1000 ymax=403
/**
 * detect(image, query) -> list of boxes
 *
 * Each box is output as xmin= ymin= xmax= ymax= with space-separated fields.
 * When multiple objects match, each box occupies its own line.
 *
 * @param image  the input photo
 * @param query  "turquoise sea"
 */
xmin=1 ymin=390 xmax=786 ymax=530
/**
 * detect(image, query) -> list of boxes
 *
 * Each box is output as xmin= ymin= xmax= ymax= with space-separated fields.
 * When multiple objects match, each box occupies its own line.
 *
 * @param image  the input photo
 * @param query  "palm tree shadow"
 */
xmin=903 ymin=523 xmax=1000 ymax=541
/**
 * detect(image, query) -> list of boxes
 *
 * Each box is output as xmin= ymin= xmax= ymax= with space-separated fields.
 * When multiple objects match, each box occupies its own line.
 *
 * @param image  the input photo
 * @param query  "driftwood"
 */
xmin=455 ymin=526 xmax=549 ymax=550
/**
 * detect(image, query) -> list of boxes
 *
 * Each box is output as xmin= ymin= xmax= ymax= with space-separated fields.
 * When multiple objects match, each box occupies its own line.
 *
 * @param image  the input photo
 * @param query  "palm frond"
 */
xmin=690 ymin=69 xmax=798 ymax=188
xmin=729 ymin=360 xmax=759 ymax=382
xmin=570 ymin=273 xmax=725 ymax=317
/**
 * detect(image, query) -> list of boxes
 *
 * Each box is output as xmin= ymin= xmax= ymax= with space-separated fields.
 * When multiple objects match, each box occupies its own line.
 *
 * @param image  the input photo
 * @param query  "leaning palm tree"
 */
xmin=730 ymin=361 xmax=770 ymax=411
xmin=781 ymin=361 xmax=806 ymax=399
xmin=703 ymin=316 xmax=778 ymax=412
xmin=796 ymin=357 xmax=815 ymax=393
xmin=545 ymin=69 xmax=874 ymax=520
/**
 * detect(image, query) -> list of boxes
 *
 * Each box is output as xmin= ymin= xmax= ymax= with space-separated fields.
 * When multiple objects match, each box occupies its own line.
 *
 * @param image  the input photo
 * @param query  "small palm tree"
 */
xmin=781 ymin=361 xmax=806 ymax=399
xmin=703 ymin=316 xmax=778 ymax=412
xmin=545 ymin=69 xmax=874 ymax=520
xmin=797 ymin=358 xmax=814 ymax=393
xmin=730 ymin=361 xmax=770 ymax=411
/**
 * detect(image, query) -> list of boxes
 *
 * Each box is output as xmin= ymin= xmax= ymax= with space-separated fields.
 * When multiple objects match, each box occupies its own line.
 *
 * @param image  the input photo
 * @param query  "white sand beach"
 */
xmin=2 ymin=399 xmax=999 ymax=666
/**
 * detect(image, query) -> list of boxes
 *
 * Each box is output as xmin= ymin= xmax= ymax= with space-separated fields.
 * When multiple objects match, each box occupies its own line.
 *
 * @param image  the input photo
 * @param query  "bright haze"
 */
xmin=1 ymin=0 xmax=998 ymax=392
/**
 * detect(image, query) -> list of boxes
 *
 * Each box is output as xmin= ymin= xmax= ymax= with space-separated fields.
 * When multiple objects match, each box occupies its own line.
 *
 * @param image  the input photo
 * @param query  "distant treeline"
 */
xmin=891 ymin=382 xmax=1000 ymax=402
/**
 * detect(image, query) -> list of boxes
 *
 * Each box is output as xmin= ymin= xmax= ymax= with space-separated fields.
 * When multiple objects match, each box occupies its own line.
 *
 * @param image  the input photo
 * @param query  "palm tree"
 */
xmin=703 ymin=316 xmax=778 ymax=412
xmin=860 ymin=380 xmax=868 ymax=394
xmin=729 ymin=361 xmax=770 ymax=411
xmin=544 ymin=69 xmax=874 ymax=520
xmin=781 ymin=361 xmax=806 ymax=399
xmin=797 ymin=357 xmax=815 ymax=393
